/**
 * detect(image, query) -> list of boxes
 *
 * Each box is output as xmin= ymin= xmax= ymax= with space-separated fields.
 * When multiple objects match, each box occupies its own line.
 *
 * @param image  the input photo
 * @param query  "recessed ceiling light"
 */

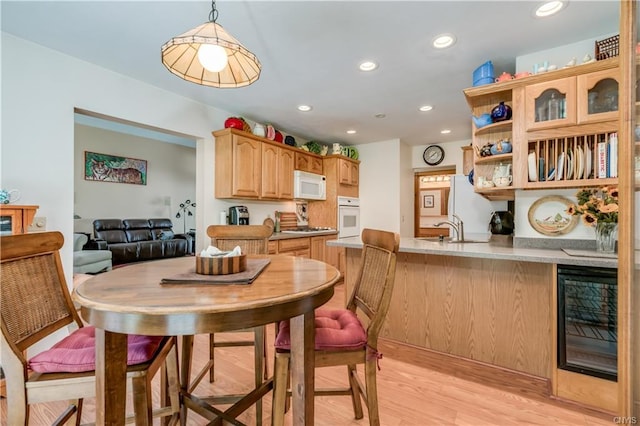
xmin=346 ymin=130 xmax=357 ymax=134
xmin=419 ymin=105 xmax=433 ymax=112
xmin=297 ymin=105 xmax=312 ymax=112
xmin=374 ymin=113 xmax=386 ymax=119
xmin=359 ymin=61 xmax=378 ymax=72
xmin=535 ymin=1 xmax=565 ymax=17
xmin=440 ymin=129 xmax=451 ymax=134
xmin=432 ymin=34 xmax=456 ymax=49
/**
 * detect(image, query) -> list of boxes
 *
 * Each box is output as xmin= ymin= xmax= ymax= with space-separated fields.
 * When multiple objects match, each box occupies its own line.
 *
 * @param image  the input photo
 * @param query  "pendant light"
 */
xmin=161 ymin=0 xmax=261 ymax=88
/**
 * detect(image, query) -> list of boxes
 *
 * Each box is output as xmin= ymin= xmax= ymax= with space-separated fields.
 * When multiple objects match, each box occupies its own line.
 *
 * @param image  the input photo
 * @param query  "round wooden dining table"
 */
xmin=73 ymin=254 xmax=340 ymax=425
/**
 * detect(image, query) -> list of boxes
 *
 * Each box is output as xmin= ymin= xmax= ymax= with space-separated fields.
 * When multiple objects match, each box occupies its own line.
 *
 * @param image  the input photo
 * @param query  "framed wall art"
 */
xmin=84 ymin=151 xmax=147 ymax=185
xmin=423 ymin=194 xmax=434 ymax=208
xmin=420 ymin=189 xmax=448 ymax=217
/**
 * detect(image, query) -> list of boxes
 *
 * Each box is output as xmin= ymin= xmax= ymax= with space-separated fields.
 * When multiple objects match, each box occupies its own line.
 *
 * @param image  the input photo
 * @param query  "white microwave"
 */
xmin=293 ymin=170 xmax=326 ymax=200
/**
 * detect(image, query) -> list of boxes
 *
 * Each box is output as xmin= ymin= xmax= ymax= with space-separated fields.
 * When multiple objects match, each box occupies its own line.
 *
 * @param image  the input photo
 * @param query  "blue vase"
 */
xmin=491 ymin=102 xmax=512 ymax=122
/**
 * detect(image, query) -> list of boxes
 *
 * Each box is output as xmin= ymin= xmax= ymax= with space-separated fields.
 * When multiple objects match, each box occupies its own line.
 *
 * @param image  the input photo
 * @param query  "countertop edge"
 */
xmin=327 ymin=237 xmax=625 ymax=268
xmin=270 ymin=231 xmax=338 ymax=241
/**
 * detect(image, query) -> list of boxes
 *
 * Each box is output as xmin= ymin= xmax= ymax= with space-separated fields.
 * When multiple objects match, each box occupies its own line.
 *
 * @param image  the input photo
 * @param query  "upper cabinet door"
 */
xmin=261 ymin=143 xmax=279 ymax=199
xmin=278 ymin=148 xmax=295 ymax=199
xmin=231 ymin=135 xmax=262 ymax=198
xmin=525 ymin=77 xmax=577 ymax=131
xmin=577 ymin=69 xmax=619 ymax=124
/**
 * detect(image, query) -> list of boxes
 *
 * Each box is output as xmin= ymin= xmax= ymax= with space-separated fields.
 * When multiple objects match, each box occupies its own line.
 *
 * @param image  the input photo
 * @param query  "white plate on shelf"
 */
xmin=566 ymin=150 xmax=574 ymax=180
xmin=584 ymin=145 xmax=592 ymax=179
xmin=528 ymin=152 xmax=537 ymax=182
xmin=556 ymin=152 xmax=565 ymax=180
xmin=575 ymin=147 xmax=584 ymax=179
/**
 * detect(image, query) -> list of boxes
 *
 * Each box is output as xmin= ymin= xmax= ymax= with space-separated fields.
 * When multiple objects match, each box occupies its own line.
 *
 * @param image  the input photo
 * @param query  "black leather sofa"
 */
xmin=92 ymin=218 xmax=192 ymax=265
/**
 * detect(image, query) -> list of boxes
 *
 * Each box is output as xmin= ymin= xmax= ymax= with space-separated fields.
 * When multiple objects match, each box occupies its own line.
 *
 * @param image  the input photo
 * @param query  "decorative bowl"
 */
xmin=196 ymin=254 xmax=246 ymax=275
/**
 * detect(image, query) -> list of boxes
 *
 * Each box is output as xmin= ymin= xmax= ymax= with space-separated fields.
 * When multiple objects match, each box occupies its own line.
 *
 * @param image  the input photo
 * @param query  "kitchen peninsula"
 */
xmin=328 ymin=236 xmax=622 ymax=413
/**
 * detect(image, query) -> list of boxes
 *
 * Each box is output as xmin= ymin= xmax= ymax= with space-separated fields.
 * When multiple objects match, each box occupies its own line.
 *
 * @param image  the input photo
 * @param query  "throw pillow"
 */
xmin=159 ymin=230 xmax=174 ymax=240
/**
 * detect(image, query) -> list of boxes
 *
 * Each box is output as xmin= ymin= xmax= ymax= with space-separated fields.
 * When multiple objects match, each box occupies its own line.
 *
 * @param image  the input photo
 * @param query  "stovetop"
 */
xmin=281 ymin=227 xmax=336 ymax=234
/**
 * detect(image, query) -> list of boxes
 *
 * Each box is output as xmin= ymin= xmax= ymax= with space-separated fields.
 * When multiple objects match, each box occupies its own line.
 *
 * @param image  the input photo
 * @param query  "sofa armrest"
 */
xmin=84 ymin=239 xmax=108 ymax=250
xmin=174 ymin=233 xmax=194 ymax=254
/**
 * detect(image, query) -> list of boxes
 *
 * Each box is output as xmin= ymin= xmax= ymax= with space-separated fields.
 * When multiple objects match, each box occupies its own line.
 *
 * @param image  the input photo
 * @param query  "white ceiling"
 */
xmin=1 ymin=1 xmax=624 ymax=147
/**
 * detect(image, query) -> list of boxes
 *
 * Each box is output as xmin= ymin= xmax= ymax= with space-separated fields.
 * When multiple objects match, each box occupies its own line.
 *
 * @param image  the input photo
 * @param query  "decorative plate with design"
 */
xmin=528 ymin=195 xmax=578 ymax=236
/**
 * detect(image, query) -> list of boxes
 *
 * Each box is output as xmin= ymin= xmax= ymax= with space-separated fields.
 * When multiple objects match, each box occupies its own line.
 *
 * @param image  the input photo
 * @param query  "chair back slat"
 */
xmin=207 ymin=225 xmax=273 ymax=255
xmin=1 ymin=232 xmax=82 ymax=354
xmin=347 ymin=228 xmax=400 ymax=346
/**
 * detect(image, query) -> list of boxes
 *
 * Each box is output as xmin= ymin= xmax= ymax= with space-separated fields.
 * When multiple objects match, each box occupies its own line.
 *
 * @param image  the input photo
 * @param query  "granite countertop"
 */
xmin=327 ymin=236 xmax=624 ymax=268
xmin=270 ymin=230 xmax=338 ymax=241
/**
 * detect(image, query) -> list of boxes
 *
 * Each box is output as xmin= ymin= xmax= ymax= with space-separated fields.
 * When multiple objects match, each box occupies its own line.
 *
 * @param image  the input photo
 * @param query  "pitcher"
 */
xmin=0 ymin=189 xmax=21 ymax=204
xmin=493 ymin=163 xmax=512 ymax=179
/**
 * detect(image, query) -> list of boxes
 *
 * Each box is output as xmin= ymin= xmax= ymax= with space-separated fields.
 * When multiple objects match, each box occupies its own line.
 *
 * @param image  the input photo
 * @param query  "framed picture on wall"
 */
xmin=84 ymin=151 xmax=147 ymax=185
xmin=423 ymin=195 xmax=435 ymax=208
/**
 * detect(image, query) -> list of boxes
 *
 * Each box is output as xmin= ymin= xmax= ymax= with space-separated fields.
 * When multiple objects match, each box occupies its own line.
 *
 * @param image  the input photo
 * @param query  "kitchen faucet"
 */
xmin=434 ymin=214 xmax=465 ymax=241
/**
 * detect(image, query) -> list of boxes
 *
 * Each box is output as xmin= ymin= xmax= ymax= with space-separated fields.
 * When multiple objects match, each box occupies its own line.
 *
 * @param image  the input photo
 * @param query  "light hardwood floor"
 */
xmin=1 ymin=283 xmax=615 ymax=425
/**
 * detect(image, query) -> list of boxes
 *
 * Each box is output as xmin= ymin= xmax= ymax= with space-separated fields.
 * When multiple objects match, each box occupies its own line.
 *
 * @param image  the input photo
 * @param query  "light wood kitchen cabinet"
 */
xmin=339 ymin=158 xmax=359 ymax=186
xmin=294 ymin=151 xmax=323 ymax=174
xmin=524 ymin=77 xmax=577 ymax=130
xmin=274 ymin=237 xmax=310 ymax=257
xmin=214 ymin=128 xmax=297 ymax=200
xmin=307 ymin=155 xmax=360 ymax=228
xmin=214 ymin=130 xmax=262 ymax=199
xmin=461 ymin=145 xmax=474 ymax=176
xmin=576 ymin=68 xmax=620 ymax=124
xmin=463 ymin=57 xmax=620 ymax=196
xmin=261 ymin=144 xmax=294 ymax=199
xmin=463 ymin=85 xmax=515 ymax=200
xmin=310 ymin=234 xmax=342 ymax=279
xmin=267 ymin=240 xmax=277 ymax=254
xmin=0 ymin=204 xmax=39 ymax=235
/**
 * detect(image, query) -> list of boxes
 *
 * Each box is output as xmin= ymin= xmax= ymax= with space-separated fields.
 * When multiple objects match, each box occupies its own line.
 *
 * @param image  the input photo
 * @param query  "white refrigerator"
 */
xmin=448 ymin=175 xmax=508 ymax=239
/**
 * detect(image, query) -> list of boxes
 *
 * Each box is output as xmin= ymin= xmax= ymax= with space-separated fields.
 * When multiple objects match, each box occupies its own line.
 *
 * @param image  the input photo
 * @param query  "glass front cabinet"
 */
xmin=525 ymin=77 xmax=577 ymax=130
xmin=577 ymin=68 xmax=620 ymax=124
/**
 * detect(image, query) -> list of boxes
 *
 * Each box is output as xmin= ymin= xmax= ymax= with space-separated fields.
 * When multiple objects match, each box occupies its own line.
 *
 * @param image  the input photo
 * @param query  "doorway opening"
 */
xmin=414 ymin=168 xmax=456 ymax=237
xmin=73 ymin=108 xmax=198 ymax=236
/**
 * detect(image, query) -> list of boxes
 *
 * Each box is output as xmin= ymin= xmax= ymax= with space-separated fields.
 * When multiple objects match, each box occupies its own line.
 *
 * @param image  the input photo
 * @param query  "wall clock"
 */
xmin=423 ymin=145 xmax=445 ymax=166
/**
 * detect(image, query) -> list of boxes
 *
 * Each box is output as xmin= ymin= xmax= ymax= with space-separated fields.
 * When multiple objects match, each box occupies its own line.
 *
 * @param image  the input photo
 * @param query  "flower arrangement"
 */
xmin=567 ymin=187 xmax=619 ymax=226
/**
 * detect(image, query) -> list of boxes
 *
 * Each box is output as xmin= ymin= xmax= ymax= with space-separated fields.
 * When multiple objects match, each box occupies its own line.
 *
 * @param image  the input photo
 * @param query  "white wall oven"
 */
xmin=337 ymin=196 xmax=360 ymax=238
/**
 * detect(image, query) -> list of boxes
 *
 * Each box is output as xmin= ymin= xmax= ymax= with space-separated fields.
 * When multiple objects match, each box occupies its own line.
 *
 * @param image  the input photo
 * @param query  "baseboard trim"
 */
xmin=379 ymin=338 xmax=612 ymax=419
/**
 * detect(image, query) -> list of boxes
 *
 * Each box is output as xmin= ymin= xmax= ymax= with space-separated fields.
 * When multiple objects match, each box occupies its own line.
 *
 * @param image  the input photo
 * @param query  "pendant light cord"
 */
xmin=209 ymin=0 xmax=218 ymax=23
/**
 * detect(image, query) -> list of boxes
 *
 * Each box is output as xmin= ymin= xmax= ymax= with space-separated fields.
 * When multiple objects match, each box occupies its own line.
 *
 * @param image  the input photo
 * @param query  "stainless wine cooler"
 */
xmin=557 ymin=265 xmax=617 ymax=381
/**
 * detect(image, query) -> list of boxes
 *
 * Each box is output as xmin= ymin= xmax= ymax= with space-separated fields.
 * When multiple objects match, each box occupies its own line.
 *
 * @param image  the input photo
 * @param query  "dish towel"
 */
xmin=160 ymin=258 xmax=271 ymax=285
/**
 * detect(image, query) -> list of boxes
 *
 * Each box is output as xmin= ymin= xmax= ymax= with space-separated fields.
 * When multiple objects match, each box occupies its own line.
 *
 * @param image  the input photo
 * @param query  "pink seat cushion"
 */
xmin=28 ymin=326 xmax=163 ymax=373
xmin=274 ymin=308 xmax=367 ymax=351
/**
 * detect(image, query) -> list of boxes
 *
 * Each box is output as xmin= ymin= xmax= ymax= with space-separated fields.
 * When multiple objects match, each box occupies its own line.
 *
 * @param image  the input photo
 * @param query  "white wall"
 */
xmin=515 ymin=188 xmax=595 ymax=240
xmin=399 ymin=141 xmax=414 ymax=236
xmin=516 ymin=32 xmax=617 ymax=74
xmin=1 ymin=33 xmax=293 ymax=286
xmin=411 ymin=139 xmax=469 ymax=173
xmin=73 ymin=124 xmax=197 ymax=235
xmin=357 ymin=139 xmax=402 ymax=234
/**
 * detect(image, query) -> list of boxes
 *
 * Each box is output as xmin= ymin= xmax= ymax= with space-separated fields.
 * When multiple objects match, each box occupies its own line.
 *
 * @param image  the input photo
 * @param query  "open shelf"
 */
xmin=475 ymin=153 xmax=513 ymax=164
xmin=523 ymin=177 xmax=617 ymax=190
xmin=474 ymin=187 xmax=514 ymax=201
xmin=474 ymin=120 xmax=513 ymax=136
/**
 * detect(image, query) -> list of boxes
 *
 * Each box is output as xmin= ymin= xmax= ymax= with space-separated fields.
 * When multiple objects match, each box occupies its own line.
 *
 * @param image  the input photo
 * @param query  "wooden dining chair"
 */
xmin=185 ymin=224 xmax=273 ymax=421
xmin=271 ymin=228 xmax=400 ymax=426
xmin=0 ymin=231 xmax=181 ymax=425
